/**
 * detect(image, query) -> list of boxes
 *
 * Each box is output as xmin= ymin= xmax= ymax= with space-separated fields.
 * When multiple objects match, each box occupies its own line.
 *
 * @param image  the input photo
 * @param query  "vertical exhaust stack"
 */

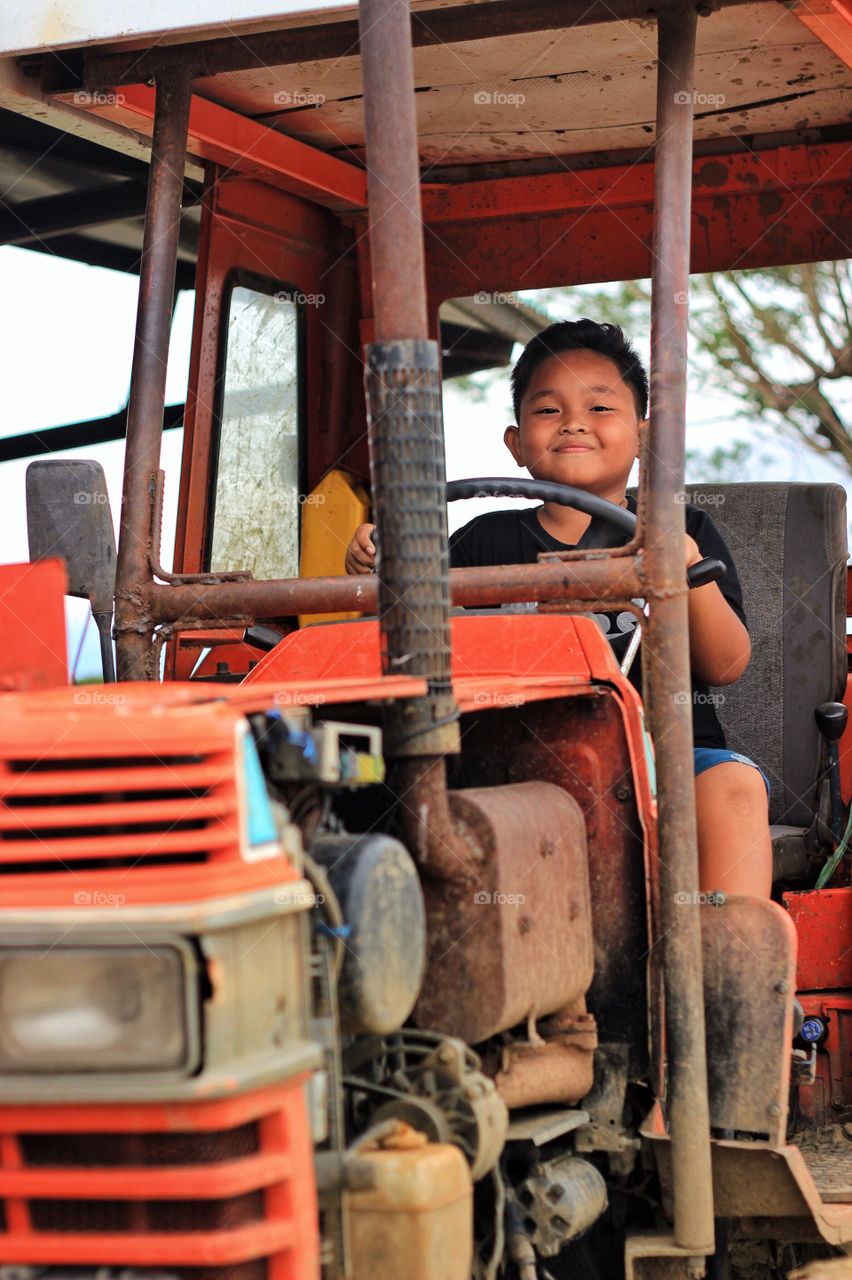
xmin=645 ymin=4 xmax=715 ymax=1256
xmin=358 ymin=0 xmax=464 ymax=882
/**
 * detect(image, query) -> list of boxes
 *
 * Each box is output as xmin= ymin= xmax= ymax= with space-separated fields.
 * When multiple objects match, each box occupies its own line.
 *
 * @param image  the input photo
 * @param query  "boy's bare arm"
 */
xmin=684 ymin=534 xmax=751 ymax=685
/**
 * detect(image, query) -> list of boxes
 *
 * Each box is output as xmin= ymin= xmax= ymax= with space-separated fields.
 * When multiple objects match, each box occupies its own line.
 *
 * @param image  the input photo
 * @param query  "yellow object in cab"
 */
xmin=299 ymin=468 xmax=370 ymax=627
xmin=345 ymin=1142 xmax=473 ymax=1280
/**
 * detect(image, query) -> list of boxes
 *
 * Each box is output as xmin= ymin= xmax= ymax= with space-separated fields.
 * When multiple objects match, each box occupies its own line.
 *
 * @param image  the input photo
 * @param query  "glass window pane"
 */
xmin=209 ymin=284 xmax=300 ymax=580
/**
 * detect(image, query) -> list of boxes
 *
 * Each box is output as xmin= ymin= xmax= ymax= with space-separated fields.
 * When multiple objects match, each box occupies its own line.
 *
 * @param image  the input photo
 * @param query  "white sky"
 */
xmin=0 ymin=244 xmax=848 ymax=678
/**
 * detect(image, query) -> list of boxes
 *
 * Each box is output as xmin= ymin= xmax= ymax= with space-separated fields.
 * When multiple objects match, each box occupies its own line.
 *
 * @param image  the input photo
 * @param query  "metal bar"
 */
xmin=359 ymin=0 xmax=428 ymax=340
xmin=0 ymin=404 xmax=184 ymax=465
xmin=145 ymin=557 xmax=646 ymax=626
xmin=0 ymin=182 xmax=148 ymax=247
xmin=420 ymin=141 xmax=852 ymax=223
xmin=80 ymin=0 xmax=753 ymax=86
xmin=114 ymin=75 xmax=193 ymax=682
xmin=643 ymin=5 xmax=715 ymax=1255
xmin=89 ymin=86 xmax=368 ymax=213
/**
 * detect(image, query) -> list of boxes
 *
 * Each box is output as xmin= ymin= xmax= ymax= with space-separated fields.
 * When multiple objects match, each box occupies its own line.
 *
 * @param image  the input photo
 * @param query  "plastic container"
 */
xmin=346 ymin=1142 xmax=472 ymax=1280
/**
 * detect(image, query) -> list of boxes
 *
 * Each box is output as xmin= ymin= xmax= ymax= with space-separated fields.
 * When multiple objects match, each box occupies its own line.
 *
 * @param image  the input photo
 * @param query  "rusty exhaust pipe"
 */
xmin=644 ymin=4 xmax=715 ymax=1255
xmin=358 ymin=0 xmax=468 ymax=884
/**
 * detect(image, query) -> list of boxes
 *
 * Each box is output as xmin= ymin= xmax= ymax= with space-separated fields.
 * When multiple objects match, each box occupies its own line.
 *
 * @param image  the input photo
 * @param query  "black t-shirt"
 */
xmin=448 ymin=495 xmax=747 ymax=749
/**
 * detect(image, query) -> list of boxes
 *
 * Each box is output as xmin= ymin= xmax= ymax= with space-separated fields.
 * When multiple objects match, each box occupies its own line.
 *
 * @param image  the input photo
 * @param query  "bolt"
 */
xmin=833 ymin=1097 xmax=844 ymax=1109
xmin=437 ymin=1044 xmax=454 ymax=1064
xmin=774 ymin=980 xmax=789 ymax=995
xmin=616 ymin=786 xmax=631 ymax=801
xmin=767 ymin=1102 xmax=781 ymax=1118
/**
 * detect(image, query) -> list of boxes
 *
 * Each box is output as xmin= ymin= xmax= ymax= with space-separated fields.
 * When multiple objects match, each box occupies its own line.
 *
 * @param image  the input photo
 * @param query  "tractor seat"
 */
xmin=686 ymin=483 xmax=847 ymax=882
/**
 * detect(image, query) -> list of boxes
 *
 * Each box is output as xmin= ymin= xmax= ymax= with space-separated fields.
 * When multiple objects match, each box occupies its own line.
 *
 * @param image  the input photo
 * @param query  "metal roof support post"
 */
xmin=358 ymin=0 xmax=459 ymax=753
xmin=643 ymin=3 xmax=716 ymax=1257
xmin=114 ymin=75 xmax=192 ymax=681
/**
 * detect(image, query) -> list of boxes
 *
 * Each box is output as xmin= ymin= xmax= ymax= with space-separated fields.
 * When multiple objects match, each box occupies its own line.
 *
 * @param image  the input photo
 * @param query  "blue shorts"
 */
xmin=694 ymin=747 xmax=770 ymax=799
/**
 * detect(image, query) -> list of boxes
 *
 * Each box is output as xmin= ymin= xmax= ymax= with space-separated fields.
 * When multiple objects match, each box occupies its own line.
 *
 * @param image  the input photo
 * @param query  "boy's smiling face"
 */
xmin=505 ymin=348 xmax=646 ymax=499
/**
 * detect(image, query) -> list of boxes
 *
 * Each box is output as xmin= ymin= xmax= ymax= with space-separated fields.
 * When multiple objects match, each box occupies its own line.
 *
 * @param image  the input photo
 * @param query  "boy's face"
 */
xmin=505 ymin=349 xmax=646 ymax=497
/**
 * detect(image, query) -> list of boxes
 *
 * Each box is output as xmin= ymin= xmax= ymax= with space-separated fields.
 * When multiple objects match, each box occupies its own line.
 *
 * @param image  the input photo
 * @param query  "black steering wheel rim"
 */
xmin=445 ymin=477 xmax=636 ymax=536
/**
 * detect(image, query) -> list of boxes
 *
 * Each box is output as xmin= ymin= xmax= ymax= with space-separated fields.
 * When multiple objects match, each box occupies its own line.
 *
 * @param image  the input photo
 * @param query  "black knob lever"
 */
xmin=815 ymin=701 xmax=848 ymax=844
xmin=815 ymin=700 xmax=848 ymax=743
xmin=687 ymin=557 xmax=726 ymax=590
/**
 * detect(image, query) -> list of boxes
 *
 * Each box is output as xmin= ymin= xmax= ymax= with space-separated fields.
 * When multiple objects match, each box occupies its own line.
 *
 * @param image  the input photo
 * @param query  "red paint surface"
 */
xmin=0 ymin=561 xmax=67 ymax=692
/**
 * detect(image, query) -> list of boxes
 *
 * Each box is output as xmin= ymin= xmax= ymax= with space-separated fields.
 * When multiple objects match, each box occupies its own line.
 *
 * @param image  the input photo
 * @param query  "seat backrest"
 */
xmin=685 ymin=483 xmax=847 ymax=826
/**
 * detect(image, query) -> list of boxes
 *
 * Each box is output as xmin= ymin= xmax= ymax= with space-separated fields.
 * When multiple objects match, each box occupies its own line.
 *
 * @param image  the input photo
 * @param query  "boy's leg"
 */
xmin=695 ymin=761 xmax=772 ymax=897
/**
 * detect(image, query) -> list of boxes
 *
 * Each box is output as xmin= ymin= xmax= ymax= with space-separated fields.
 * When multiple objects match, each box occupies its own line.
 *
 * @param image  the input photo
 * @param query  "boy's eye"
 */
xmin=591 ymin=404 xmax=614 ymax=412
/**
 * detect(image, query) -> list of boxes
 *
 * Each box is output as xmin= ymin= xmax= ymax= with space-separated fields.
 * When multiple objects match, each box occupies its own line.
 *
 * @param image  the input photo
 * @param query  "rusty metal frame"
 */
xmin=641 ymin=6 xmax=714 ymax=1253
xmin=75 ymin=0 xmax=751 ymax=89
xmin=113 ymin=74 xmax=193 ymax=682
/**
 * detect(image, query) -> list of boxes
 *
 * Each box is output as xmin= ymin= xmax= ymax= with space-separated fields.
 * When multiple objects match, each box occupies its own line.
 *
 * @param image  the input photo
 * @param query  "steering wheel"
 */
xmin=445 ymin=477 xmax=724 ymax=590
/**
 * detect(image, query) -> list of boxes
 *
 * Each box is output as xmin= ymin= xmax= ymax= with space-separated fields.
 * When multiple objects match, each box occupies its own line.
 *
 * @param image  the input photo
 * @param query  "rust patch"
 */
xmin=695 ymin=159 xmax=729 ymax=188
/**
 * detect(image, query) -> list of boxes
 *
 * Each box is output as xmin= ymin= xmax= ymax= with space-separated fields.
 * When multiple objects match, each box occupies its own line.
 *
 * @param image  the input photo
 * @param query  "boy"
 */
xmin=346 ymin=319 xmax=771 ymax=897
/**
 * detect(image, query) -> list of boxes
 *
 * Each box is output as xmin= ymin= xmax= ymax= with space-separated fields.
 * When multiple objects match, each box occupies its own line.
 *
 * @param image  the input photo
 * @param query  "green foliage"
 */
xmin=517 ymin=264 xmax=852 ymax=475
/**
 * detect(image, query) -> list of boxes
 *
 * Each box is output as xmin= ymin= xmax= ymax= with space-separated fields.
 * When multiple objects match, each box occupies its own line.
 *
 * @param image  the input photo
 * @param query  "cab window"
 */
xmin=207 ymin=274 xmax=302 ymax=579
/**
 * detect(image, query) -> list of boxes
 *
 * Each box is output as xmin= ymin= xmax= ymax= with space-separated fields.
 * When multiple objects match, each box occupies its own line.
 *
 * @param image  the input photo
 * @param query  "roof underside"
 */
xmin=186 ymin=0 xmax=852 ymax=176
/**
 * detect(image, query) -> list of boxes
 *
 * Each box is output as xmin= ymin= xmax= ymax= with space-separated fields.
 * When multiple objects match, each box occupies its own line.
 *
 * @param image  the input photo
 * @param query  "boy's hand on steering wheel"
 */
xmin=345 ymin=523 xmax=376 ymax=575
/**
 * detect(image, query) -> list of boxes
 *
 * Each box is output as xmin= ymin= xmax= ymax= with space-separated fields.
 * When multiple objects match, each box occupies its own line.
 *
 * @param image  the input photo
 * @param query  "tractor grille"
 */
xmin=0 ymin=1081 xmax=317 ymax=1277
xmin=30 ymin=1191 xmax=265 ymax=1233
xmin=20 ymin=1123 xmax=260 ymax=1167
xmin=0 ymin=749 xmax=239 ymax=871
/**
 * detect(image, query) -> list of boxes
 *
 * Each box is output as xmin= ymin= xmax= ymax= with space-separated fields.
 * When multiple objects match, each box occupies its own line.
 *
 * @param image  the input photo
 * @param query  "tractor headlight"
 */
xmin=0 ymin=943 xmax=198 ymax=1073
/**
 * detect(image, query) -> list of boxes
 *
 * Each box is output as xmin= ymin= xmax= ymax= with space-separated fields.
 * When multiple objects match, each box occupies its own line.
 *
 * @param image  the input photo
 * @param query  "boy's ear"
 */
xmin=504 ymin=424 xmax=524 ymax=467
xmin=636 ymin=417 xmax=649 ymax=458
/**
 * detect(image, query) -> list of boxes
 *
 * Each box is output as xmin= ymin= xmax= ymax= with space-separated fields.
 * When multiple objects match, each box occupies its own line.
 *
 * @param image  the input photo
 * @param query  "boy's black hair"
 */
xmin=510 ymin=318 xmax=649 ymax=423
